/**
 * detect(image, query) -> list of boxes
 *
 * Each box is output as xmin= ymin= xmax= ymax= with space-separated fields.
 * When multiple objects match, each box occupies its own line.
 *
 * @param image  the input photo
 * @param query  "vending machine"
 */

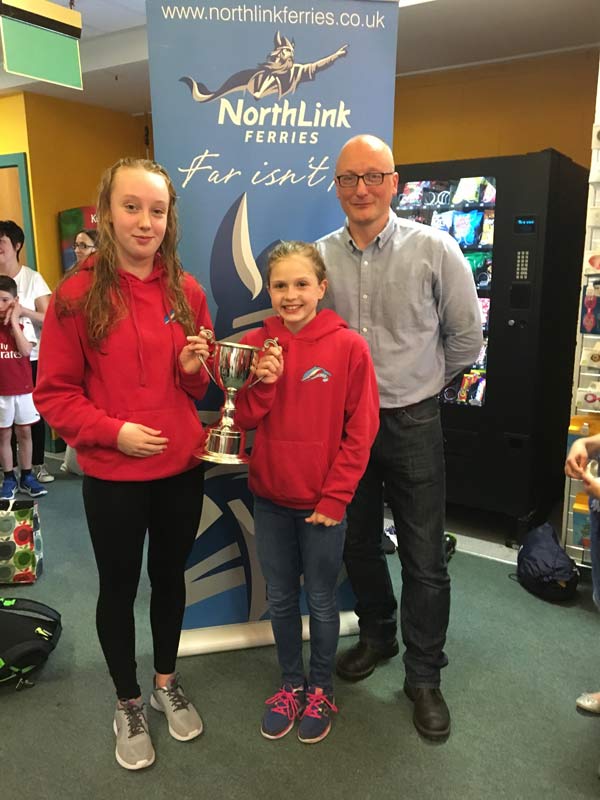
xmin=394 ymin=149 xmax=588 ymax=536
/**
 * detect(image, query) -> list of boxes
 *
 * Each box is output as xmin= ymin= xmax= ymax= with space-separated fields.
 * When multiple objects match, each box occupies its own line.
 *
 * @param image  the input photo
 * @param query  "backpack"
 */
xmin=516 ymin=522 xmax=579 ymax=601
xmin=0 ymin=597 xmax=62 ymax=689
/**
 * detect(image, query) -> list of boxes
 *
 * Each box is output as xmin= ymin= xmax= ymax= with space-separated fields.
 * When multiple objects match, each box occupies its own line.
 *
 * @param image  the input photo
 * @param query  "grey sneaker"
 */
xmin=113 ymin=699 xmax=155 ymax=770
xmin=150 ymin=673 xmax=203 ymax=741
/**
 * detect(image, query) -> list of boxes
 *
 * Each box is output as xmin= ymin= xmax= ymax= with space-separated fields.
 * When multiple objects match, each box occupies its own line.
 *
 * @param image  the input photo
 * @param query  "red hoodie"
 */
xmin=33 ymin=257 xmax=212 ymax=481
xmin=235 ymin=309 xmax=379 ymax=521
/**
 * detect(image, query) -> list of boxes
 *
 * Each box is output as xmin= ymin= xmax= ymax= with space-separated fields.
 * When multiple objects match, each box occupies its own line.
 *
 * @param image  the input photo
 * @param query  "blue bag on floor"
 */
xmin=516 ymin=522 xmax=579 ymax=601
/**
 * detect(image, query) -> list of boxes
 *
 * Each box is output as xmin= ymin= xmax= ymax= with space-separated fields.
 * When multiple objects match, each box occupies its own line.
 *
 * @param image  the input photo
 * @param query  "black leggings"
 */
xmin=82 ymin=464 xmax=205 ymax=699
xmin=12 ymin=361 xmax=46 ymax=466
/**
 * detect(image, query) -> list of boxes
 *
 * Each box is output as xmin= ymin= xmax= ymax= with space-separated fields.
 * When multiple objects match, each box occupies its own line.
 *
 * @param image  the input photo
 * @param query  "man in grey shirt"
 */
xmin=316 ymin=134 xmax=482 ymax=741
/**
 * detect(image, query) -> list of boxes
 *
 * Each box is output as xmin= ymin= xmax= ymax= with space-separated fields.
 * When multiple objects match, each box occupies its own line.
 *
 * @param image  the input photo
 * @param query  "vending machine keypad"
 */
xmin=515 ymin=250 xmax=529 ymax=280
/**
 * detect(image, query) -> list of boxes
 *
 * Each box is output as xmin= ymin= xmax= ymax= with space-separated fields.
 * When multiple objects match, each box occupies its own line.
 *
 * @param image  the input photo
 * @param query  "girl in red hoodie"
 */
xmin=223 ymin=241 xmax=379 ymax=743
xmin=34 ymin=158 xmax=213 ymax=770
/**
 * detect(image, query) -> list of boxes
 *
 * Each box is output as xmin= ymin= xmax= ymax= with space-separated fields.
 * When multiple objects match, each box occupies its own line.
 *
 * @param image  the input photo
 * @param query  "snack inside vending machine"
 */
xmin=394 ymin=149 xmax=588 ymax=538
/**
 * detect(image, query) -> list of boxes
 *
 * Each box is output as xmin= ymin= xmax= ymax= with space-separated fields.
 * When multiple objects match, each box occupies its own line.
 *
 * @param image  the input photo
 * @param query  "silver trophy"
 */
xmin=195 ymin=331 xmax=278 ymax=465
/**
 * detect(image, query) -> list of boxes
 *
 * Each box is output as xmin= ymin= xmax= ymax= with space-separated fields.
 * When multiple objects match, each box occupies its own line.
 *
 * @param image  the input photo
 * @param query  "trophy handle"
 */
xmin=248 ymin=337 xmax=280 ymax=388
xmin=197 ymin=328 xmax=217 ymax=384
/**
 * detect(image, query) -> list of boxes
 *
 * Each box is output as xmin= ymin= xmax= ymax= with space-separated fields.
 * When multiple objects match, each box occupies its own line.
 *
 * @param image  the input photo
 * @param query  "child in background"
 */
xmin=0 ymin=220 xmax=52 ymax=484
xmin=69 ymin=228 xmax=98 ymax=269
xmin=71 ymin=228 xmax=98 ymax=269
xmin=59 ymin=228 xmax=99 ymax=475
xmin=0 ymin=275 xmax=47 ymax=499
xmin=232 ymin=241 xmax=378 ymax=743
xmin=565 ymin=433 xmax=600 ymax=712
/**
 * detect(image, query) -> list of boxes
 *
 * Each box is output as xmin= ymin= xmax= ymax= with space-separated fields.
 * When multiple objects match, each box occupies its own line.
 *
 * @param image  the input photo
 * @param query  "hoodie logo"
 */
xmin=164 ymin=309 xmax=176 ymax=324
xmin=302 ymin=366 xmax=331 ymax=383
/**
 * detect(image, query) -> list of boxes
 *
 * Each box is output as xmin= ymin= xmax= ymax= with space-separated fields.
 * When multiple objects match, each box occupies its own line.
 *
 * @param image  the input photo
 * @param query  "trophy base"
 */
xmin=197 ymin=451 xmax=250 ymax=465
xmin=195 ymin=426 xmax=249 ymax=466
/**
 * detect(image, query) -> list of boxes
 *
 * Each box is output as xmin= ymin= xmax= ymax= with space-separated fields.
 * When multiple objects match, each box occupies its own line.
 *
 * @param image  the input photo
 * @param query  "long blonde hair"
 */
xmin=57 ymin=158 xmax=196 ymax=346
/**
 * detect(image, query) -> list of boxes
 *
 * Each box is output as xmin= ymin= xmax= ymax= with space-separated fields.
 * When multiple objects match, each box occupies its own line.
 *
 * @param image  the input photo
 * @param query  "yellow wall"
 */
xmin=22 ymin=93 xmax=148 ymax=288
xmin=393 ymin=49 xmax=599 ymax=168
xmin=0 ymin=94 xmax=29 ymax=154
xmin=0 ymin=95 xmax=32 ymax=264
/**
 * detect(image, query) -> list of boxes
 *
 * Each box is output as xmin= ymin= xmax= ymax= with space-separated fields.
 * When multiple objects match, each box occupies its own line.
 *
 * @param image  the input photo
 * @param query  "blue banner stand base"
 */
xmin=178 ymin=611 xmax=358 ymax=656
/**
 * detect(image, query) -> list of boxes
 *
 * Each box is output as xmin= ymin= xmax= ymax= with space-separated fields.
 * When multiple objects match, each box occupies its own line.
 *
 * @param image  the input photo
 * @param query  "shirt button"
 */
xmin=362 ymin=327 xmax=368 ymax=333
xmin=363 ymin=261 xmax=369 ymax=266
xmin=362 ymin=294 xmax=368 ymax=300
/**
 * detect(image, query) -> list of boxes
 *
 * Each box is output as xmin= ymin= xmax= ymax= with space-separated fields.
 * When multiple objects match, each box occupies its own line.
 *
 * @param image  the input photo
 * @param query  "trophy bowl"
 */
xmin=194 ymin=335 xmax=277 ymax=465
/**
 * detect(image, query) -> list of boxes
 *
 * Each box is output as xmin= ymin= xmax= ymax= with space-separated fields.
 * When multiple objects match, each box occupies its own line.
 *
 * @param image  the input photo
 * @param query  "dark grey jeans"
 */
xmin=345 ymin=396 xmax=450 ymax=687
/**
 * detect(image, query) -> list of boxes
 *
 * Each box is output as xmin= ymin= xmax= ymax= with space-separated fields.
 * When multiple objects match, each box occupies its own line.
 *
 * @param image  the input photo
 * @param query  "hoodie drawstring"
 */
xmin=159 ymin=274 xmax=183 ymax=389
xmin=124 ymin=278 xmax=148 ymax=387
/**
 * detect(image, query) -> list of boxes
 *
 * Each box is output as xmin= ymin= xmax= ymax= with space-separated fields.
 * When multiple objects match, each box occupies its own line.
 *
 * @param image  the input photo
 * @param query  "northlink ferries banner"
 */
xmin=146 ymin=0 xmax=398 ymax=651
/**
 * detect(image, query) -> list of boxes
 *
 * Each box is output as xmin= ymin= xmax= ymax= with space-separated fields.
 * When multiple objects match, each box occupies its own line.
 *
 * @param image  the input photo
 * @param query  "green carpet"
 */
xmin=2 ymin=469 xmax=600 ymax=799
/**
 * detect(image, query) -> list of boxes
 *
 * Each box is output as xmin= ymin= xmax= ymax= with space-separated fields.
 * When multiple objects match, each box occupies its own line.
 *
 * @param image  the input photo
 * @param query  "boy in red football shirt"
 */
xmin=0 ymin=275 xmax=47 ymax=499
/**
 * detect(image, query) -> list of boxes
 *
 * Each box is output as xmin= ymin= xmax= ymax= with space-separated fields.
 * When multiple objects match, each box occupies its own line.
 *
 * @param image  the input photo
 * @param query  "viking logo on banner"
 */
xmin=146 ymin=0 xmax=398 ymax=635
xmin=181 ymin=31 xmax=348 ymax=103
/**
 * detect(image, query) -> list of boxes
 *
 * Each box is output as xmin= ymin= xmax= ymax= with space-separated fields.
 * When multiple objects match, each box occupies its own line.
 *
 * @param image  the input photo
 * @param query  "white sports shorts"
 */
xmin=0 ymin=394 xmax=40 ymax=427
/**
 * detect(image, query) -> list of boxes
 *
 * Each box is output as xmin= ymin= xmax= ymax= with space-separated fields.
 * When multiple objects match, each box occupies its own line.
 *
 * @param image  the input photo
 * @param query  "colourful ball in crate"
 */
xmin=0 ymin=539 xmax=16 ymax=561
xmin=13 ymin=523 xmax=33 ymax=548
xmin=13 ymin=548 xmax=34 ymax=571
xmin=0 ymin=563 xmax=15 ymax=582
xmin=0 ymin=514 xmax=16 ymax=533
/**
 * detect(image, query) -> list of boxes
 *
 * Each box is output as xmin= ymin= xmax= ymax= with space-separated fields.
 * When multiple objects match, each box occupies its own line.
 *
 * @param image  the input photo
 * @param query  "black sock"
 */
xmin=20 ymin=469 xmax=32 ymax=479
xmin=3 ymin=471 xmax=15 ymax=481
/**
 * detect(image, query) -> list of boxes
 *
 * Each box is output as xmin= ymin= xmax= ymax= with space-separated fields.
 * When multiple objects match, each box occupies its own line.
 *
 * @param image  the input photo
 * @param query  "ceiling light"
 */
xmin=398 ymin=0 xmax=438 ymax=7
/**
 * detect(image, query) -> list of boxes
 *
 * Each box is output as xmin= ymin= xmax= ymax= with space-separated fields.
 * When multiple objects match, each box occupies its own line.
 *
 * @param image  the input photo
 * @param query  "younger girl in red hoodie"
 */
xmin=231 ymin=241 xmax=379 ymax=743
xmin=34 ymin=158 xmax=212 ymax=771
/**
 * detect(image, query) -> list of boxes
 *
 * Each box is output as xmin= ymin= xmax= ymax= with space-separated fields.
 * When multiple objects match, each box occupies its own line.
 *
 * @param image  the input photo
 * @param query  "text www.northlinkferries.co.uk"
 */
xmin=161 ymin=4 xmax=386 ymax=29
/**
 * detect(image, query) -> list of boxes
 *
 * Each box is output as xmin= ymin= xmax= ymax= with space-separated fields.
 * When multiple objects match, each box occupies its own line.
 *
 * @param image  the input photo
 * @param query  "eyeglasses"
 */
xmin=336 ymin=172 xmax=395 ymax=188
xmin=73 ymin=243 xmax=94 ymax=251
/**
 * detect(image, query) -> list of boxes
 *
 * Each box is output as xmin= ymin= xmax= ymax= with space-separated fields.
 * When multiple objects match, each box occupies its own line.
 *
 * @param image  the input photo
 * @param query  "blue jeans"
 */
xmin=345 ymin=397 xmax=450 ymax=687
xmin=253 ymin=496 xmax=346 ymax=692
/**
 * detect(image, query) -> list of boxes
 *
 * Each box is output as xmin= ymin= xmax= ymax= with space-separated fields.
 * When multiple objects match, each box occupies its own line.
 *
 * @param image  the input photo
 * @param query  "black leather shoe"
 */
xmin=382 ymin=530 xmax=397 ymax=555
xmin=336 ymin=640 xmax=399 ymax=682
xmin=404 ymin=680 xmax=450 ymax=741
